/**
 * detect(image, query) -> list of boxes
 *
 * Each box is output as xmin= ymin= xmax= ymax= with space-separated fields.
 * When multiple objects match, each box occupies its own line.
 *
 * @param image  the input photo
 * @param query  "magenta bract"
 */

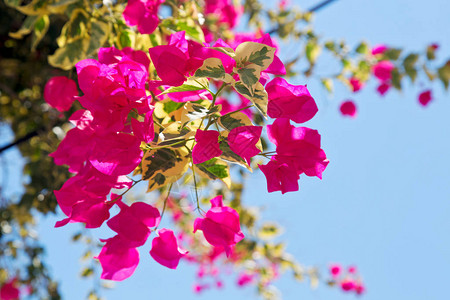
xmin=96 ymin=235 xmax=140 ymax=281
xmin=266 ymin=77 xmax=318 ymax=123
xmin=150 ymin=229 xmax=188 ymax=269
xmin=193 ymin=196 xmax=244 ymax=256
xmin=44 ymin=76 xmax=78 ymax=112
xmin=228 ymin=125 xmax=262 ymax=164
xmin=192 ymin=130 xmax=222 ymax=164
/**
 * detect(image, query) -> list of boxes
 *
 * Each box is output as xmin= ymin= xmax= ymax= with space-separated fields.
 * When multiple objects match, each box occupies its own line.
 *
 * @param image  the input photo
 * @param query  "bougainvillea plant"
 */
xmin=4 ymin=0 xmax=450 ymax=298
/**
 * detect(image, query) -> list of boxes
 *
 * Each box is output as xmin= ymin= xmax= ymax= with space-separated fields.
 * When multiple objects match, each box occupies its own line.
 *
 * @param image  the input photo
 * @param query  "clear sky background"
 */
xmin=3 ymin=0 xmax=450 ymax=299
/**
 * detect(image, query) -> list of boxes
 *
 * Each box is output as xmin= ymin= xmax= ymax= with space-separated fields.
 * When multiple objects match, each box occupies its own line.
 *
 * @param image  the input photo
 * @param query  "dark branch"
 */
xmin=308 ymin=0 xmax=339 ymax=13
xmin=0 ymin=127 xmax=43 ymax=154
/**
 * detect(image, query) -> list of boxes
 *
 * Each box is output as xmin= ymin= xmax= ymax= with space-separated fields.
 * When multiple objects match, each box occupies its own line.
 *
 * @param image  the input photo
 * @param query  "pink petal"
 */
xmin=339 ymin=100 xmax=357 ymax=118
xmin=266 ymin=77 xmax=318 ymax=123
xmin=44 ymin=76 xmax=78 ymax=112
xmin=192 ymin=130 xmax=222 ymax=164
xmin=96 ymin=235 xmax=140 ymax=281
xmin=150 ymin=229 xmax=187 ymax=269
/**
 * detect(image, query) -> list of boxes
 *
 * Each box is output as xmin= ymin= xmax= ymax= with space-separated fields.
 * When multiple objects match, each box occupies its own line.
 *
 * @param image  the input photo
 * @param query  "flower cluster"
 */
xmin=48 ymin=23 xmax=328 ymax=283
xmin=329 ymin=264 xmax=365 ymax=295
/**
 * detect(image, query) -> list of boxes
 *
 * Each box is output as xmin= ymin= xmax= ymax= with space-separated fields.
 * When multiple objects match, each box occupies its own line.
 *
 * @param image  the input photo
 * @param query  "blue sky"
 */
xmin=4 ymin=0 xmax=450 ymax=299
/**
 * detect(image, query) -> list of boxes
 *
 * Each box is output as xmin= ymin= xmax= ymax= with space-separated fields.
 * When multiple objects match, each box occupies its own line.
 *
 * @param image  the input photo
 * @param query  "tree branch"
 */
xmin=267 ymin=0 xmax=339 ymax=35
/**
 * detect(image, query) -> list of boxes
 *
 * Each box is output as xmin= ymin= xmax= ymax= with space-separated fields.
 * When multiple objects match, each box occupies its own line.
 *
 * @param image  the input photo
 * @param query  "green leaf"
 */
xmin=142 ymin=148 xmax=188 ymax=191
xmin=194 ymin=58 xmax=226 ymax=80
xmin=86 ymin=20 xmax=110 ymax=55
xmin=403 ymin=53 xmax=419 ymax=67
xmin=258 ymin=222 xmax=283 ymax=240
xmin=157 ymin=122 xmax=194 ymax=146
xmin=48 ymin=38 xmax=89 ymax=70
xmin=9 ymin=15 xmax=39 ymax=39
xmin=383 ymin=48 xmax=402 ymax=60
xmin=403 ymin=54 xmax=419 ymax=83
xmin=391 ymin=68 xmax=402 ymax=90
xmin=306 ymin=40 xmax=321 ymax=64
xmin=321 ymin=78 xmax=333 ymax=94
xmin=235 ymin=42 xmax=275 ymax=69
xmin=174 ymin=20 xmax=205 ymax=43
xmin=163 ymin=101 xmax=185 ymax=114
xmin=161 ymin=78 xmax=209 ymax=95
xmin=31 ymin=15 xmax=50 ymax=51
xmin=237 ymin=65 xmax=261 ymax=87
xmin=181 ymin=102 xmax=221 ymax=124
xmin=218 ymin=111 xmax=253 ymax=131
xmin=195 ymin=158 xmax=231 ymax=188
xmin=438 ymin=60 xmax=450 ymax=89
xmin=233 ymin=81 xmax=267 ymax=117
xmin=355 ymin=42 xmax=369 ymax=55
xmin=56 ymin=9 xmax=89 ymax=47
xmin=118 ymin=30 xmax=133 ymax=49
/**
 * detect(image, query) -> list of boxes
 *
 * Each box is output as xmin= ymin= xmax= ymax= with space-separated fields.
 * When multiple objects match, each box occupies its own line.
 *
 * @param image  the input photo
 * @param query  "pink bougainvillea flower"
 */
xmin=339 ymin=100 xmax=357 ymax=118
xmin=348 ymin=265 xmax=357 ymax=273
xmin=349 ymin=77 xmax=363 ymax=92
xmin=193 ymin=283 xmax=210 ymax=294
xmin=150 ymin=229 xmax=188 ymax=269
xmin=237 ymin=272 xmax=255 ymax=287
xmin=55 ymin=197 xmax=112 ymax=228
xmin=376 ymin=82 xmax=391 ymax=96
xmin=259 ymin=158 xmax=300 ymax=194
xmin=371 ymin=44 xmax=388 ymax=55
xmin=355 ymin=282 xmax=365 ymax=294
xmin=131 ymin=109 xmax=155 ymax=143
xmin=89 ymin=132 xmax=143 ymax=176
xmin=98 ymin=46 xmax=150 ymax=70
xmin=149 ymin=45 xmax=188 ymax=87
xmin=193 ymin=195 xmax=244 ymax=256
xmin=267 ymin=118 xmax=329 ymax=179
xmin=228 ymin=125 xmax=262 ymax=164
xmin=95 ymin=235 xmax=140 ymax=281
xmin=43 ymin=76 xmax=78 ymax=112
xmin=372 ymin=60 xmax=395 ymax=81
xmin=192 ymin=130 xmax=222 ymax=164
xmin=341 ymin=279 xmax=356 ymax=292
xmin=123 ymin=0 xmax=164 ymax=34
xmin=204 ymin=0 xmax=243 ymax=29
xmin=50 ymin=127 xmax=95 ymax=173
xmin=418 ymin=89 xmax=432 ymax=106
xmin=0 ymin=278 xmax=20 ymax=300
xmin=54 ymin=164 xmax=132 ymax=228
xmin=107 ymin=200 xmax=160 ymax=247
xmin=330 ymin=264 xmax=341 ymax=277
xmin=266 ymin=77 xmax=318 ymax=123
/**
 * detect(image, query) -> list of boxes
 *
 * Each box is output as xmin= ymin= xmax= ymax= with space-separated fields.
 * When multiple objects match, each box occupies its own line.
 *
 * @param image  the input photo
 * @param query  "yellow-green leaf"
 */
xmin=233 ymin=81 xmax=267 ymax=117
xmin=194 ymin=158 xmax=231 ymax=188
xmin=258 ymin=222 xmax=283 ymax=240
xmin=31 ymin=15 xmax=50 ymax=51
xmin=218 ymin=111 xmax=253 ymax=131
xmin=9 ymin=15 xmax=39 ymax=39
xmin=48 ymin=38 xmax=89 ymax=70
xmin=142 ymin=148 xmax=189 ymax=191
xmin=235 ymin=42 xmax=275 ymax=70
xmin=86 ymin=19 xmax=110 ymax=55
xmin=180 ymin=102 xmax=221 ymax=125
xmin=194 ymin=58 xmax=226 ymax=80
xmin=161 ymin=78 xmax=209 ymax=95
xmin=306 ymin=40 xmax=321 ymax=64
